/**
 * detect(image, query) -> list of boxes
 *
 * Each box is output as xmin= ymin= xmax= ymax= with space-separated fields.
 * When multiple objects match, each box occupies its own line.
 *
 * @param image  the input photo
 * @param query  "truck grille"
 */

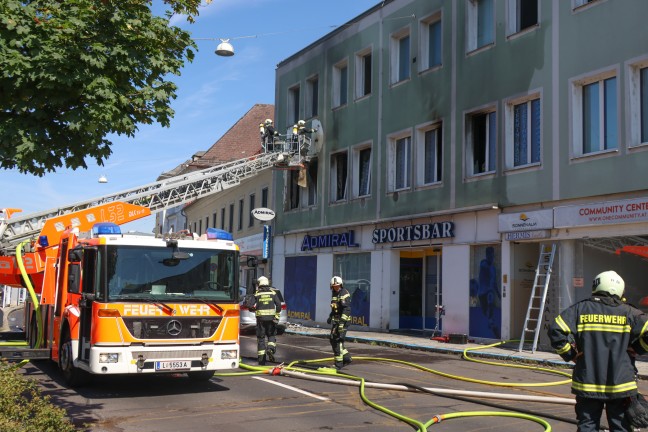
xmin=122 ymin=317 xmax=222 ymax=340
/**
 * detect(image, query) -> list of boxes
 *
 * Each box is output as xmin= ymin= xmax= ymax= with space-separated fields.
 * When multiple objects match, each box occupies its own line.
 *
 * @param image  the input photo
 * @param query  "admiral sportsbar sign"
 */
xmin=372 ymin=222 xmax=454 ymax=244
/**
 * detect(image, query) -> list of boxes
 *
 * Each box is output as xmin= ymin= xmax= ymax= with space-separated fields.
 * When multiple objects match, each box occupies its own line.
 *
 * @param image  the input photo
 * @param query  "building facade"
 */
xmin=270 ymin=0 xmax=648 ymax=344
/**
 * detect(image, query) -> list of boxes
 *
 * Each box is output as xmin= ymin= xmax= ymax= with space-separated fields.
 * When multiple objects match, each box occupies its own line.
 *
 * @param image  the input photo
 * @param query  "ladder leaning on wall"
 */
xmin=518 ymin=243 xmax=557 ymax=353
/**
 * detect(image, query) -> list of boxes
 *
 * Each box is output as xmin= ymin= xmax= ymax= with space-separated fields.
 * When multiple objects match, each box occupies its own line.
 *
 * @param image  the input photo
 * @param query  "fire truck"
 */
xmin=0 ymin=145 xmax=308 ymax=386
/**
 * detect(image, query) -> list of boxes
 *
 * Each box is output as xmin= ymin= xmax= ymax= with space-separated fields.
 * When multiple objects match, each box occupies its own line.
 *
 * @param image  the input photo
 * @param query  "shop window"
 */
xmin=469 ymin=244 xmax=501 ymax=339
xmin=334 ymin=253 xmax=371 ymax=326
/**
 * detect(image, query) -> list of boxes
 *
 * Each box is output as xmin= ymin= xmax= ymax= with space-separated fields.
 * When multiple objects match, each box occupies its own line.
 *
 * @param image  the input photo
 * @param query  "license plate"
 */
xmin=155 ymin=360 xmax=191 ymax=371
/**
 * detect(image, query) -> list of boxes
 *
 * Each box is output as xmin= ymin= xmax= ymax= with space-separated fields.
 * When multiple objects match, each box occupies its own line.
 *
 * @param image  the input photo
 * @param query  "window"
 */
xmin=387 ymin=132 xmax=412 ymax=191
xmin=287 ymin=159 xmax=319 ymax=209
xmin=238 ymin=199 xmax=244 ymax=231
xmin=352 ymin=145 xmax=372 ymax=198
xmin=506 ymin=0 xmax=538 ymax=35
xmin=248 ymin=194 xmax=255 ymax=227
xmin=228 ymin=203 xmax=234 ymax=232
xmin=573 ymin=0 xmax=597 ymax=9
xmin=571 ymin=72 xmax=618 ymax=156
xmin=220 ymin=208 xmax=225 ymax=230
xmin=204 ymin=217 xmax=209 ymax=232
xmin=467 ymin=0 xmax=494 ymax=52
xmin=628 ymin=60 xmax=648 ymax=147
xmin=420 ymin=12 xmax=442 ymax=71
xmin=212 ymin=212 xmax=217 ymax=228
xmin=416 ymin=124 xmax=443 ymax=186
xmin=330 ymin=151 xmax=348 ymax=202
xmin=287 ymin=169 xmax=300 ymax=210
xmin=391 ymin=29 xmax=411 ymax=84
xmin=306 ymin=75 xmax=319 ymax=118
xmin=198 ymin=219 xmax=202 ymax=235
xmin=261 ymin=187 xmax=269 ymax=208
xmin=466 ymin=110 xmax=497 ymax=176
xmin=355 ymin=48 xmax=372 ymax=99
xmin=333 ymin=60 xmax=348 ymax=108
xmin=505 ymin=95 xmax=541 ymax=169
xmin=288 ymin=85 xmax=300 ymax=126
xmin=306 ymin=159 xmax=318 ymax=206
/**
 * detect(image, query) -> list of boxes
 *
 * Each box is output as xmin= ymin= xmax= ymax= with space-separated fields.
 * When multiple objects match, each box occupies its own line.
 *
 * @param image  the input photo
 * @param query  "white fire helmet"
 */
xmin=298 ymin=120 xmax=306 ymax=127
xmin=265 ymin=119 xmax=273 ymax=125
xmin=257 ymin=276 xmax=270 ymax=287
xmin=592 ymin=270 xmax=625 ymax=298
xmin=330 ymin=276 xmax=343 ymax=287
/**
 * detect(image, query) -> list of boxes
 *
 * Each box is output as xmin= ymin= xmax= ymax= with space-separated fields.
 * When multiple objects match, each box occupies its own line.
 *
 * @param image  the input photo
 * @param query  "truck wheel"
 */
xmin=187 ymin=371 xmax=214 ymax=381
xmin=59 ymin=332 xmax=89 ymax=387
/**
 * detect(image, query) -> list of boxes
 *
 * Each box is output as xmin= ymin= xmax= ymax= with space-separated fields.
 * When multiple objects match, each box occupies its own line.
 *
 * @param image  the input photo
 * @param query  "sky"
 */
xmin=0 ymin=0 xmax=379 ymax=234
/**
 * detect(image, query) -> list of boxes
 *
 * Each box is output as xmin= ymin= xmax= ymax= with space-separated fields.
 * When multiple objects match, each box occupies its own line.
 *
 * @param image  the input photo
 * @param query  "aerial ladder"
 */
xmin=0 ymin=123 xmax=322 ymax=254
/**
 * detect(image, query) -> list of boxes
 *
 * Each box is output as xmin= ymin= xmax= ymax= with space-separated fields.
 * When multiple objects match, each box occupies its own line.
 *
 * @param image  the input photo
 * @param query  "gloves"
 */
xmin=326 ymin=316 xmax=332 ymax=325
xmin=626 ymin=394 xmax=648 ymax=428
xmin=273 ymin=316 xmax=280 ymax=325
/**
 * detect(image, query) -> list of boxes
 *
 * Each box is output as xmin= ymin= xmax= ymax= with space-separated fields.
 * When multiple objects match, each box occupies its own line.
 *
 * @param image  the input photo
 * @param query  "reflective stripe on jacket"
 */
xmin=330 ymin=287 xmax=352 ymax=323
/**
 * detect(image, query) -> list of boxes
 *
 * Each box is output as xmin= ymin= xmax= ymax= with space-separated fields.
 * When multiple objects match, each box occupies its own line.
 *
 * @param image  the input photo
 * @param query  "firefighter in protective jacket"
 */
xmin=327 ymin=276 xmax=352 ymax=370
xmin=254 ymin=276 xmax=281 ymax=365
xmin=548 ymin=270 xmax=648 ymax=432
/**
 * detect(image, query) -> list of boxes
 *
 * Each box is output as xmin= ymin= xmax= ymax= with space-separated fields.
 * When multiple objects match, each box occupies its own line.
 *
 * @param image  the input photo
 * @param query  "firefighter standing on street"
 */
xmin=254 ymin=276 xmax=281 ymax=365
xmin=327 ymin=276 xmax=352 ymax=370
xmin=548 ymin=270 xmax=648 ymax=431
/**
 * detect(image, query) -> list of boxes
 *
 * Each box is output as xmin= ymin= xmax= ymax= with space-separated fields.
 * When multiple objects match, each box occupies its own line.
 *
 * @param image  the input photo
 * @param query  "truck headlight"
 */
xmin=221 ymin=350 xmax=238 ymax=360
xmin=99 ymin=353 xmax=119 ymax=363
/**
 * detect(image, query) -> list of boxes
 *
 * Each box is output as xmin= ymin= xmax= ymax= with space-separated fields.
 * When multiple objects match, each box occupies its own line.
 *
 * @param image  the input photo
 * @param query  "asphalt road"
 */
xmin=17 ymin=332 xmax=639 ymax=432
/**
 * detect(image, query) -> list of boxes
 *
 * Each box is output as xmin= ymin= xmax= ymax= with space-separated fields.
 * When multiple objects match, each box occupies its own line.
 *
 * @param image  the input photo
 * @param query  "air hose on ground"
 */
xmin=222 ymin=352 xmax=577 ymax=432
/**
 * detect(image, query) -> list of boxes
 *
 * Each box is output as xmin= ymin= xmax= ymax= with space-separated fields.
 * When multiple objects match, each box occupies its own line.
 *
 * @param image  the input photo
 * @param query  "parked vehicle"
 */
xmin=239 ymin=286 xmax=287 ymax=334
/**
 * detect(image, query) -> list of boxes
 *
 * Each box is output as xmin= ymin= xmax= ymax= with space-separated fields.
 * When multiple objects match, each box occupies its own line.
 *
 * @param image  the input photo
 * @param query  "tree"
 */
xmin=0 ymin=0 xmax=207 ymax=176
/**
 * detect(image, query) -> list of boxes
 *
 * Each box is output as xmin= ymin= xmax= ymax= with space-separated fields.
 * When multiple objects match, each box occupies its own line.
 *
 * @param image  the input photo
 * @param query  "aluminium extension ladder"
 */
xmin=518 ymin=243 xmax=556 ymax=353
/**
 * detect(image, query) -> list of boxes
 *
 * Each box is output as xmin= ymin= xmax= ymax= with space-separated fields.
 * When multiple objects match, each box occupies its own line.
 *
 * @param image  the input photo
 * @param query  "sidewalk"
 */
xmin=284 ymin=324 xmax=648 ymax=379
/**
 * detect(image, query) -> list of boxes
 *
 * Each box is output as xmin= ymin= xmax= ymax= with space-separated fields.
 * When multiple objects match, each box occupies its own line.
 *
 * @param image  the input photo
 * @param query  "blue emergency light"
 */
xmin=92 ymin=222 xmax=122 ymax=237
xmin=205 ymin=228 xmax=233 ymax=241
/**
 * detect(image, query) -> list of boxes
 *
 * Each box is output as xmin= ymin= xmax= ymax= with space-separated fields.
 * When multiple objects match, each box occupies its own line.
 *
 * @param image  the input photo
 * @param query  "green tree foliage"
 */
xmin=0 ymin=0 xmax=205 ymax=176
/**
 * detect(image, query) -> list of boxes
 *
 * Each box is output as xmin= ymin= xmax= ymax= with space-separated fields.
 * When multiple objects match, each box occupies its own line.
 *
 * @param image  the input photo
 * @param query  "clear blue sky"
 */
xmin=0 ymin=0 xmax=378 ymax=233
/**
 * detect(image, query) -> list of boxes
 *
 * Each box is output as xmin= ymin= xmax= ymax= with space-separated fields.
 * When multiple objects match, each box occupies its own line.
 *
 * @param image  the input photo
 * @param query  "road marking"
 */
xmin=253 ymin=376 xmax=330 ymax=401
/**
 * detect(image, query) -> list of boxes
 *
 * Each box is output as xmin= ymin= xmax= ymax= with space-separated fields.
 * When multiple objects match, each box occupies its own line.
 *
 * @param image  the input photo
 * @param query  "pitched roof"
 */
xmin=189 ymin=104 xmax=274 ymax=169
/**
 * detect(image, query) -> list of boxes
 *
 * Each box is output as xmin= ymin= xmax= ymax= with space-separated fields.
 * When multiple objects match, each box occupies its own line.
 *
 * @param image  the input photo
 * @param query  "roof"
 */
xmin=189 ymin=104 xmax=274 ymax=168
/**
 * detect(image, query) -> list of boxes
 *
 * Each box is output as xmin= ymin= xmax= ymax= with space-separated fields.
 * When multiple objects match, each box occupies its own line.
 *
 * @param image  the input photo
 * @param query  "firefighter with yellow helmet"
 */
xmin=259 ymin=118 xmax=278 ymax=152
xmin=254 ymin=276 xmax=281 ymax=365
xmin=548 ymin=270 xmax=648 ymax=431
xmin=327 ymin=276 xmax=352 ymax=370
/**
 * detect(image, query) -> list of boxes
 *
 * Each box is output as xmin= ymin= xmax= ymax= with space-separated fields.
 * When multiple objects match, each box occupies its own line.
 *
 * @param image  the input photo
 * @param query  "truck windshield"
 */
xmin=103 ymin=245 xmax=237 ymax=302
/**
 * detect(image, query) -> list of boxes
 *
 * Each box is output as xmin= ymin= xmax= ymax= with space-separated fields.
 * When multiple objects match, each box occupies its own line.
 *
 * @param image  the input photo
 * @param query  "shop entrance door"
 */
xmin=399 ymin=253 xmax=442 ymax=330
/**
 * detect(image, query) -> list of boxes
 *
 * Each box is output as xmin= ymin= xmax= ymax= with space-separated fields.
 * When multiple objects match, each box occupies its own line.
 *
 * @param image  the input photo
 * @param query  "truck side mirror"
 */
xmin=68 ymin=247 xmax=83 ymax=263
xmin=68 ymin=263 xmax=81 ymax=294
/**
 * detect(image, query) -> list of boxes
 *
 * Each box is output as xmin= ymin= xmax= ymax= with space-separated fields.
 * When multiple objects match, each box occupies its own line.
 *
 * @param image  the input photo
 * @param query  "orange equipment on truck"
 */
xmin=0 ymin=201 xmax=240 ymax=386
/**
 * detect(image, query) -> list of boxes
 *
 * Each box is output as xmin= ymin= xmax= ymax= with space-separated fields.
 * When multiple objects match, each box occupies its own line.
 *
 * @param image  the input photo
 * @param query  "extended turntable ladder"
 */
xmin=0 ymin=152 xmax=282 ymax=253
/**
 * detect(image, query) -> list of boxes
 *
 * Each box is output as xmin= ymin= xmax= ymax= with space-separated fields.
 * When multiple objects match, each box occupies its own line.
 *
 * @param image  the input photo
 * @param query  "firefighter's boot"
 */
xmin=267 ymin=350 xmax=275 ymax=363
xmin=258 ymin=355 xmax=266 ymax=366
xmin=343 ymin=354 xmax=352 ymax=366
